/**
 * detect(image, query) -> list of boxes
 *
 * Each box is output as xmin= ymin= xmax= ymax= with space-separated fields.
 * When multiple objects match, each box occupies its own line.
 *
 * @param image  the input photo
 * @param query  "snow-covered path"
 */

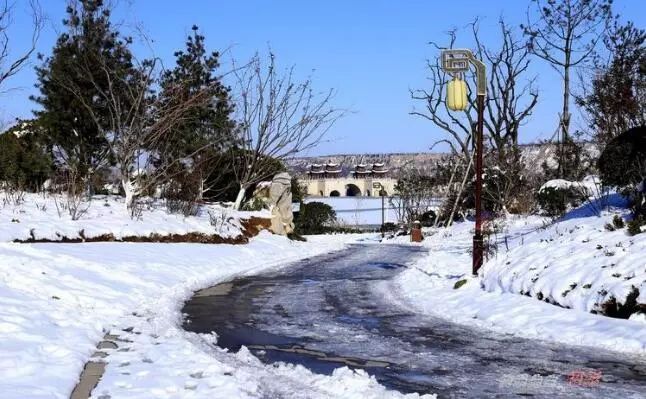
xmin=183 ymin=244 xmax=646 ymax=398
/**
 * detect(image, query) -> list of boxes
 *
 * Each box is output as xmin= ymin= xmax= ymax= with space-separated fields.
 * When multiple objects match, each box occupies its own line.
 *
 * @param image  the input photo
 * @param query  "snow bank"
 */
xmin=0 ymin=193 xmax=261 ymax=242
xmin=482 ymin=209 xmax=645 ymax=319
xmin=385 ymin=214 xmax=646 ymax=355
xmin=0 ymin=232 xmax=428 ymax=398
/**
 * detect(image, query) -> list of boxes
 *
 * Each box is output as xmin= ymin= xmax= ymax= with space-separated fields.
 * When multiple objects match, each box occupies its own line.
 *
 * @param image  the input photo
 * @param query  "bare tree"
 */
xmin=230 ymin=52 xmax=345 ymax=210
xmin=0 ymin=0 xmax=43 ymax=92
xmin=473 ymin=18 xmax=539 ymax=212
xmin=57 ymin=53 xmax=215 ymax=213
xmin=473 ymin=19 xmax=539 ymax=163
xmin=522 ymin=0 xmax=612 ymax=176
xmin=412 ymin=18 xmax=539 ymax=213
xmin=411 ymin=30 xmax=475 ymax=161
xmin=391 ymin=166 xmax=439 ymax=225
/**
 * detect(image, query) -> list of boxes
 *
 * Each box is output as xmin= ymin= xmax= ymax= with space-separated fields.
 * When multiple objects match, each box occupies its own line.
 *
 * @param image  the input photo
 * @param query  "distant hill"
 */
xmin=286 ymin=142 xmax=598 ymax=178
xmin=286 ymin=152 xmax=449 ymax=177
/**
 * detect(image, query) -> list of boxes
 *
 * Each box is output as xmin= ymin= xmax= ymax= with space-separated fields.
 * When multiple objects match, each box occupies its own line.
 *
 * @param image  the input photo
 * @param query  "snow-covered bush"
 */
xmin=536 ymin=180 xmax=588 ymax=216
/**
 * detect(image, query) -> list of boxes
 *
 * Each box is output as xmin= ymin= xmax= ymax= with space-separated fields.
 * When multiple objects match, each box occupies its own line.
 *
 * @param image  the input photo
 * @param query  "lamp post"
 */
xmin=440 ymin=49 xmax=486 ymax=276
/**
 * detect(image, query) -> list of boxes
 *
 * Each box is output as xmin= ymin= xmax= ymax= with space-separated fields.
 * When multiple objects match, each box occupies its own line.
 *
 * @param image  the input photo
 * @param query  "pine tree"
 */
xmin=579 ymin=21 xmax=646 ymax=147
xmin=32 ymin=0 xmax=135 ymax=184
xmin=157 ymin=25 xmax=237 ymax=199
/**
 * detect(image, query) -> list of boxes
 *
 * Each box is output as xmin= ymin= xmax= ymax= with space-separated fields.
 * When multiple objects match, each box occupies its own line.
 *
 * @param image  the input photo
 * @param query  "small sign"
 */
xmin=441 ymin=49 xmax=471 ymax=73
xmin=372 ymin=182 xmax=382 ymax=189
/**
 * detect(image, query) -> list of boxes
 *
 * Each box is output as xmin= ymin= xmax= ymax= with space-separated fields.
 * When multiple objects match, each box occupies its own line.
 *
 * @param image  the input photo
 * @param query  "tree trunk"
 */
xmin=562 ymin=64 xmax=571 ymax=142
xmin=122 ymin=177 xmax=136 ymax=211
xmin=559 ymin=58 xmax=572 ymax=178
xmin=448 ymin=152 xmax=474 ymax=228
xmin=233 ymin=185 xmax=246 ymax=210
xmin=435 ymin=159 xmax=461 ymax=227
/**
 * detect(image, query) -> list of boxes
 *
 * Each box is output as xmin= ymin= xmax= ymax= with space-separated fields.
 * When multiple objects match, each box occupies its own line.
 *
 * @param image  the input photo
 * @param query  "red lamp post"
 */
xmin=441 ymin=49 xmax=486 ymax=276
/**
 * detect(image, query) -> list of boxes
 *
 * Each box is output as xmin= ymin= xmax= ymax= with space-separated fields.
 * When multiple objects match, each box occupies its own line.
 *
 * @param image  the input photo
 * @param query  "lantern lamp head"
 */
xmin=446 ymin=77 xmax=468 ymax=111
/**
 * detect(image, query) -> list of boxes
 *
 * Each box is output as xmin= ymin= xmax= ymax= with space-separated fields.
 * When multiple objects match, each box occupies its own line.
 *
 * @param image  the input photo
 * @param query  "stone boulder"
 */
xmin=269 ymin=172 xmax=294 ymax=235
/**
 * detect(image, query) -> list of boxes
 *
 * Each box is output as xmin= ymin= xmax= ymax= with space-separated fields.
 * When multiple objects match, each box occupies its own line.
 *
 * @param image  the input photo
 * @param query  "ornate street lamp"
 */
xmin=440 ymin=49 xmax=486 ymax=276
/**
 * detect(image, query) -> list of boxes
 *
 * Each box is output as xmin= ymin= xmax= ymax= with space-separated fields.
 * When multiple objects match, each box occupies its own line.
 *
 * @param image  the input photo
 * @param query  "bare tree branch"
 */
xmin=229 ymin=51 xmax=346 ymax=209
xmin=0 ymin=0 xmax=43 ymax=92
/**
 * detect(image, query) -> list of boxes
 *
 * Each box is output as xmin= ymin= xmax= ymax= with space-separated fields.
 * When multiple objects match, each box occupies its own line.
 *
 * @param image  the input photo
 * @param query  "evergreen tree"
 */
xmin=578 ymin=21 xmax=646 ymax=147
xmin=157 ymin=25 xmax=237 ymax=200
xmin=0 ymin=120 xmax=53 ymax=191
xmin=159 ymin=25 xmax=236 ymax=157
xmin=32 ymin=0 xmax=135 ymax=183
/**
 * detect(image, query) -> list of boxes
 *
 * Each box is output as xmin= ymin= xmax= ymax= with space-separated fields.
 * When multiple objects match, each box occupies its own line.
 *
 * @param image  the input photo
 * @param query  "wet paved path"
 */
xmin=182 ymin=244 xmax=646 ymax=398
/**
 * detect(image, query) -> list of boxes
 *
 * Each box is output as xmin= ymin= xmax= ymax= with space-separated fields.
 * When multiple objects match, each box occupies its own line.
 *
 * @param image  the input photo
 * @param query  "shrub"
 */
xmin=612 ymin=215 xmax=625 ymax=229
xmin=380 ymin=222 xmax=397 ymax=233
xmin=294 ymin=201 xmax=336 ymax=235
xmin=627 ymin=216 xmax=645 ymax=236
xmin=163 ymin=168 xmax=201 ymax=217
xmin=242 ymin=196 xmax=266 ymax=211
xmin=536 ymin=184 xmax=588 ymax=217
xmin=417 ymin=210 xmax=437 ymax=227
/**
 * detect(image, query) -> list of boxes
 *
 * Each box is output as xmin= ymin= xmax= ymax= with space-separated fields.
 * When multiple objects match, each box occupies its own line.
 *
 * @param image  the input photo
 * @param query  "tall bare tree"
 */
xmin=0 ymin=0 xmax=43 ymax=92
xmin=412 ymin=18 xmax=539 ymax=212
xmin=411 ymin=30 xmax=475 ymax=161
xmin=230 ymin=52 xmax=345 ymax=210
xmin=472 ymin=19 xmax=539 ymax=163
xmin=522 ymin=0 xmax=612 ymax=176
xmin=474 ymin=19 xmax=539 ymax=212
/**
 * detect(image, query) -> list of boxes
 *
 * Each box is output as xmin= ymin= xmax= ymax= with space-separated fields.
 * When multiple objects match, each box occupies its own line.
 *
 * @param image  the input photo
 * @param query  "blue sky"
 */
xmin=1 ymin=0 xmax=644 ymax=155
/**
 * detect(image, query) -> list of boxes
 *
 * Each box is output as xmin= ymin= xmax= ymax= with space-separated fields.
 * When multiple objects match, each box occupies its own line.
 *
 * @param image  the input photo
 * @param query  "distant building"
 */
xmin=351 ymin=162 xmax=389 ymax=178
xmin=306 ymin=162 xmax=342 ymax=179
xmin=302 ymin=161 xmax=396 ymax=197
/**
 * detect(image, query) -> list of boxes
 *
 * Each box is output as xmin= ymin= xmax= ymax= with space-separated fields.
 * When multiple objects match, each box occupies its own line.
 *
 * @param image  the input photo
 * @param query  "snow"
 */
xmin=384 ymin=208 xmax=646 ymax=356
xmin=539 ymin=175 xmax=601 ymax=196
xmin=3 ymin=187 xmax=646 ymax=397
xmin=0 ymin=226 xmax=429 ymax=398
xmin=0 ymin=193 xmax=259 ymax=241
xmin=481 ymin=209 xmax=645 ymax=317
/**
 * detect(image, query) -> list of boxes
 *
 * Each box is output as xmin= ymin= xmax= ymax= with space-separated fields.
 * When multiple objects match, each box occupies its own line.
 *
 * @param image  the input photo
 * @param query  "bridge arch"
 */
xmin=330 ymin=190 xmax=340 ymax=197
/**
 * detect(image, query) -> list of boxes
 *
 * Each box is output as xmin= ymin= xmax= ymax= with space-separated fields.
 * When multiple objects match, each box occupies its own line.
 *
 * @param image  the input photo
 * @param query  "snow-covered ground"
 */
xmin=482 ymin=207 xmax=645 ymax=320
xmin=3 ymin=188 xmax=645 ymax=398
xmin=383 ymin=202 xmax=646 ymax=356
xmin=0 ymin=193 xmax=256 ymax=242
xmin=1 ymin=231 xmax=431 ymax=398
